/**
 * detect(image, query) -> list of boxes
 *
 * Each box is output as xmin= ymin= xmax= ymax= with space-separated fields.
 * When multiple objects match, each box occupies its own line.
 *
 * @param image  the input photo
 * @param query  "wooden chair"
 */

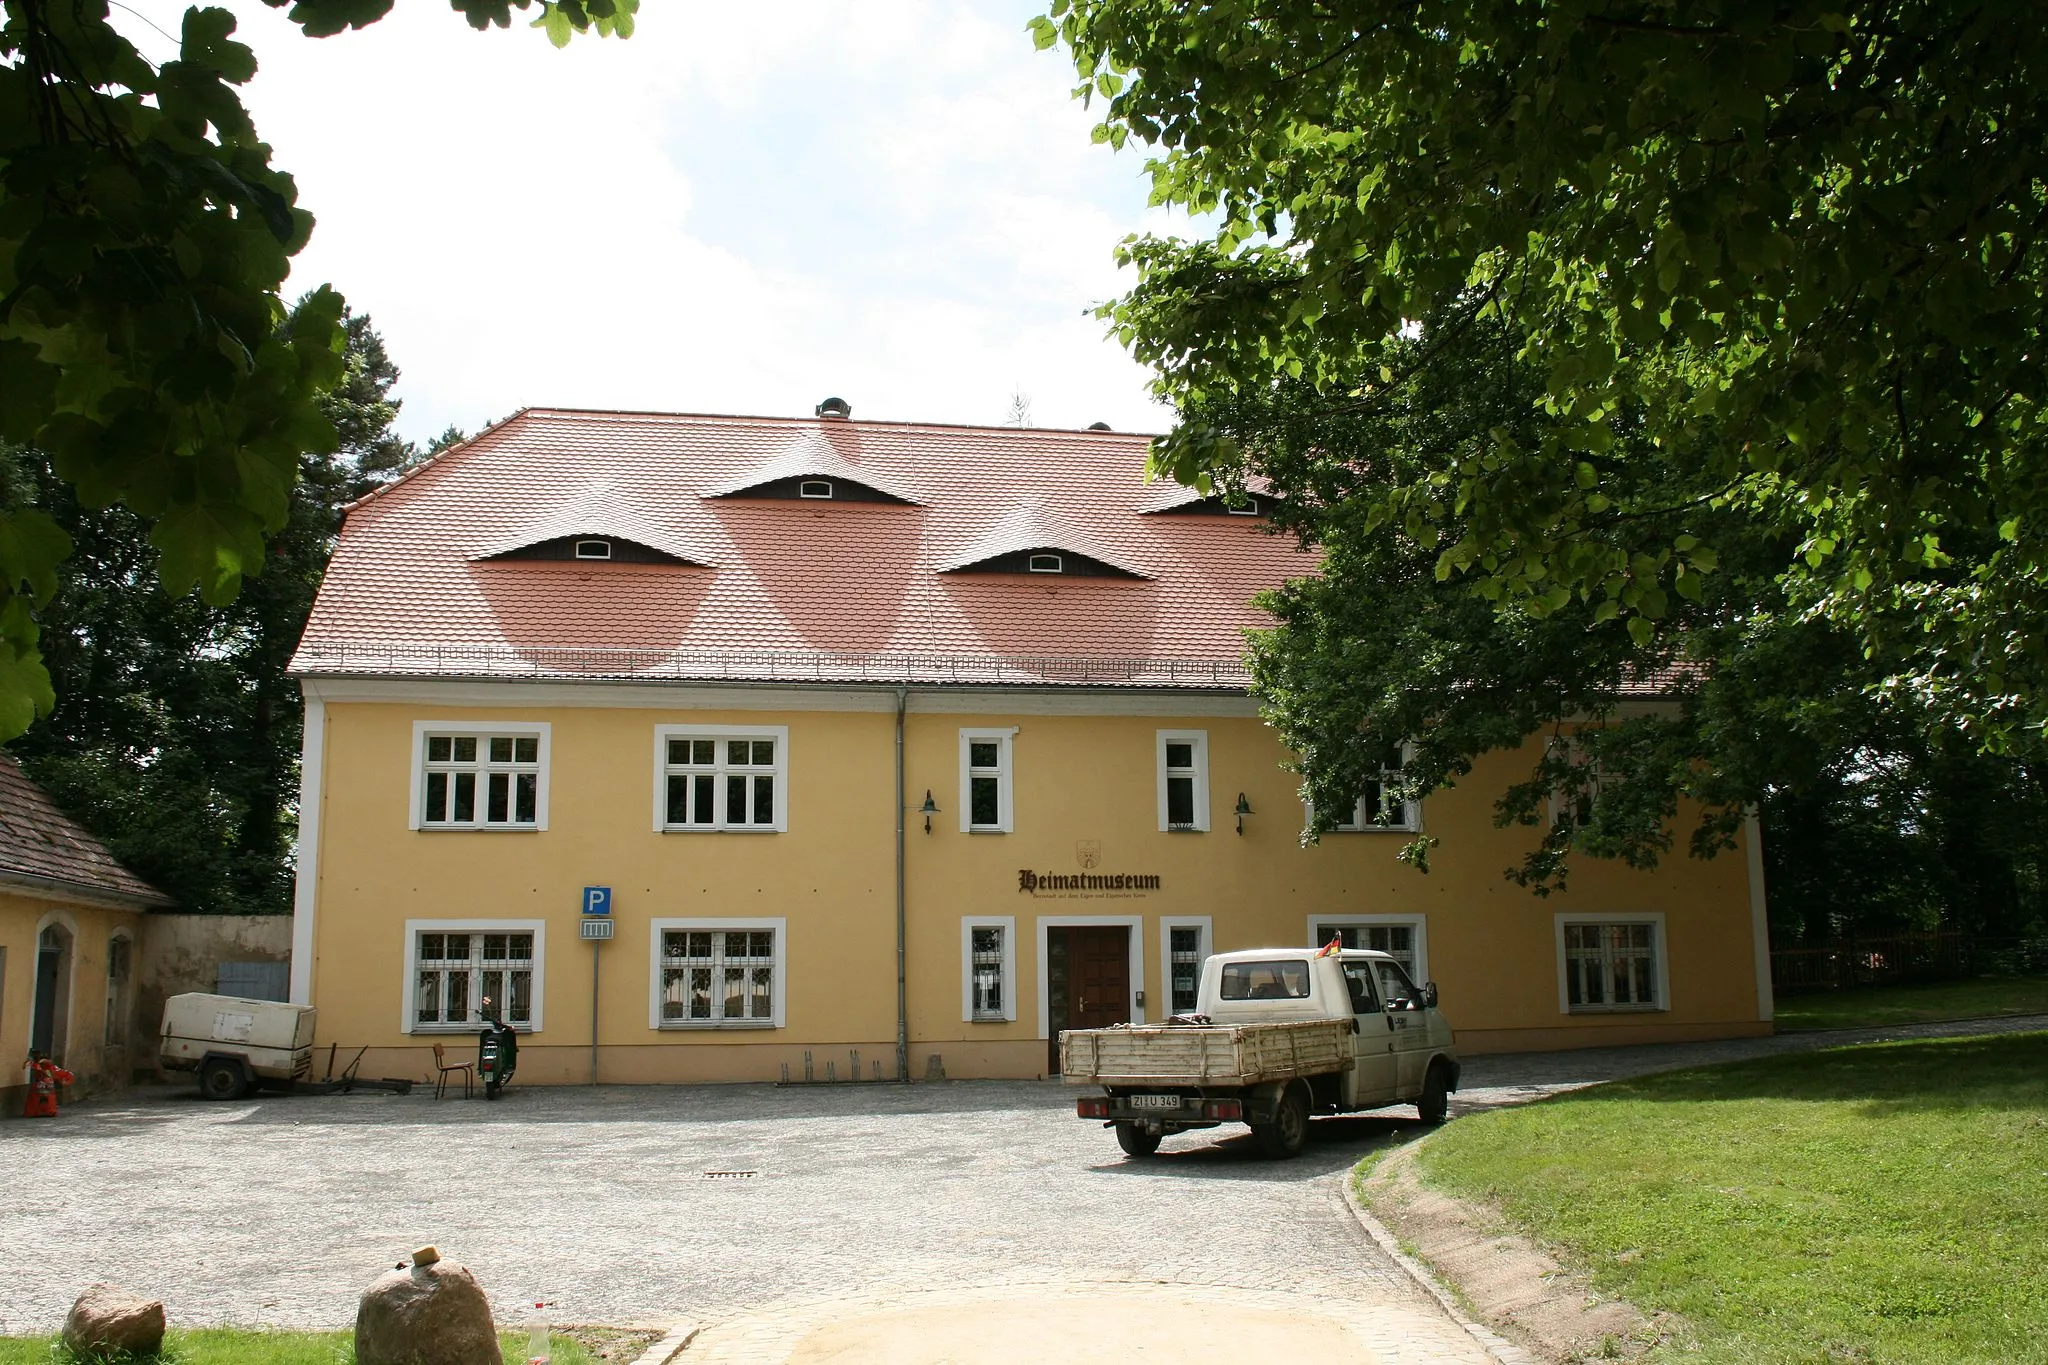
xmin=432 ymin=1041 xmax=474 ymax=1099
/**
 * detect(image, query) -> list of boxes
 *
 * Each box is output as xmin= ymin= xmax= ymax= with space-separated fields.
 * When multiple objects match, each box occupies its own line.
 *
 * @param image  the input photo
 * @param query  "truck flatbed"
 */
xmin=1059 ymin=1017 xmax=1353 ymax=1087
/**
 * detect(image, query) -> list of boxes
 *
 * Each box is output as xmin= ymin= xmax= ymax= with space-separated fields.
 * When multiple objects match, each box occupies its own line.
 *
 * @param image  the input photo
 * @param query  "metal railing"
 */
xmin=1771 ymin=933 xmax=2048 ymax=994
xmin=291 ymin=640 xmax=1257 ymax=689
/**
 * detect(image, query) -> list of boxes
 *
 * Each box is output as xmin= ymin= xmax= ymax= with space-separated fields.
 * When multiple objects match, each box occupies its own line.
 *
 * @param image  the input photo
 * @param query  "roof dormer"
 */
xmin=472 ymin=484 xmax=712 ymax=567
xmin=706 ymin=430 xmax=921 ymax=505
xmin=937 ymin=501 xmax=1149 ymax=579
xmin=1138 ymin=478 xmax=1277 ymax=518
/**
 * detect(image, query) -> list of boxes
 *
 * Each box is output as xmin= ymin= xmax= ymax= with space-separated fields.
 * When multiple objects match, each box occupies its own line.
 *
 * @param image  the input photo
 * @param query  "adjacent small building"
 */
xmin=287 ymin=404 xmax=1775 ymax=1084
xmin=0 ymin=754 xmax=174 ymax=1109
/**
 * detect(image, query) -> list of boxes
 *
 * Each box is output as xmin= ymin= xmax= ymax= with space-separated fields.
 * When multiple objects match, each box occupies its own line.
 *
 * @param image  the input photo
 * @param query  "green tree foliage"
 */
xmin=1036 ymin=2 xmax=2048 ymax=750
xmin=1195 ymin=311 xmax=2045 ymax=937
xmin=0 ymin=0 xmax=633 ymax=741
xmin=2 ymin=302 xmax=413 ymax=913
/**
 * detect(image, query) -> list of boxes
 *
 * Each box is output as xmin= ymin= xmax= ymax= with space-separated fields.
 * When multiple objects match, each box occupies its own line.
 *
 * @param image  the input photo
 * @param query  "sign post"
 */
xmin=581 ymin=887 xmax=613 ymax=1086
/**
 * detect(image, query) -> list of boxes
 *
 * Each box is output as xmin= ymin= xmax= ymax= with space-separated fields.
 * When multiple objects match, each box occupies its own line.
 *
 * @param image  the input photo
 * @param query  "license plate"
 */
xmin=1128 ymin=1094 xmax=1181 ymax=1110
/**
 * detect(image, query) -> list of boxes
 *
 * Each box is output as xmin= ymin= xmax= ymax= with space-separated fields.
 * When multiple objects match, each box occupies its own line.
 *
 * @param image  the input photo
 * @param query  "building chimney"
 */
xmin=816 ymin=397 xmax=852 ymax=420
xmin=1087 ymin=421 xmax=1112 ymax=431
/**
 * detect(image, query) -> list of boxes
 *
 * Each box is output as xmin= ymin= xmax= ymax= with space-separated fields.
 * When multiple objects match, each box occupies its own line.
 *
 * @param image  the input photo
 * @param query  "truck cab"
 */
xmin=1204 ymin=948 xmax=1457 ymax=1111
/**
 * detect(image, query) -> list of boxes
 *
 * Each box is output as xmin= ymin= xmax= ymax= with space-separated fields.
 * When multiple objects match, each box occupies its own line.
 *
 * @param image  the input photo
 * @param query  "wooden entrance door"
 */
xmin=1047 ymin=925 xmax=1130 ymax=1073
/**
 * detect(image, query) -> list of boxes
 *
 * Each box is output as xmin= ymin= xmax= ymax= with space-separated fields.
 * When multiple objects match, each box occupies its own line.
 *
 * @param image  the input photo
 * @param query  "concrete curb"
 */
xmin=1340 ymin=1162 xmax=1539 ymax=1365
xmin=627 ymin=1319 xmax=701 ymax=1365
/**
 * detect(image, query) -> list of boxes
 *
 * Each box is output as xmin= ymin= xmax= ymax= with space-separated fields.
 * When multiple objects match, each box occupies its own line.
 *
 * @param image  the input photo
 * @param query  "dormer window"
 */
xmin=798 ymin=480 xmax=834 ymax=500
xmin=1226 ymin=497 xmax=1261 ymax=517
xmin=1028 ymin=553 xmax=1063 ymax=574
xmin=573 ymin=539 xmax=613 ymax=560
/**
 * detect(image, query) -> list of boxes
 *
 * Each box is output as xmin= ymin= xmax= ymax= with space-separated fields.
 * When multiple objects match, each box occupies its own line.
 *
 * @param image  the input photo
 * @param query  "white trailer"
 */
xmin=160 ymin=992 xmax=316 ymax=1100
xmin=1062 ymin=947 xmax=1459 ymax=1158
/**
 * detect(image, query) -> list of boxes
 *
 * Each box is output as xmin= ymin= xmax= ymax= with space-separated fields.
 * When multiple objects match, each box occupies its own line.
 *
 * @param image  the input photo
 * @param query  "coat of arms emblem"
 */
xmin=1075 ymin=840 xmax=1102 ymax=869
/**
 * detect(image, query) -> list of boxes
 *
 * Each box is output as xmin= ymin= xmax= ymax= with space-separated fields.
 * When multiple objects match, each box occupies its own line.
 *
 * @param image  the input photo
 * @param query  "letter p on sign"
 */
xmin=582 ymin=886 xmax=612 ymax=915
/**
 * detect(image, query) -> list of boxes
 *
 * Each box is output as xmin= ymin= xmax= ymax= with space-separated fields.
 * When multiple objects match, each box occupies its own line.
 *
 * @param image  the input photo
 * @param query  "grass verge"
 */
xmin=0 ymin=1326 xmax=655 ymax=1364
xmin=1403 ymin=1031 xmax=2048 ymax=1364
xmin=1773 ymin=975 xmax=2048 ymax=1031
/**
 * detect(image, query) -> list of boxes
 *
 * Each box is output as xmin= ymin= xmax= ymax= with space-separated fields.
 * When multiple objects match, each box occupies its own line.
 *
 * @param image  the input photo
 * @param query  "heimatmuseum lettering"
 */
xmin=1018 ymin=870 xmax=1161 ymax=893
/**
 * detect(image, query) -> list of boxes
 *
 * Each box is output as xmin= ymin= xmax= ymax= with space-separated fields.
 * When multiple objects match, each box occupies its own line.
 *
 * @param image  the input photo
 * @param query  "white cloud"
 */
xmin=116 ymin=1 xmax=1191 ymax=439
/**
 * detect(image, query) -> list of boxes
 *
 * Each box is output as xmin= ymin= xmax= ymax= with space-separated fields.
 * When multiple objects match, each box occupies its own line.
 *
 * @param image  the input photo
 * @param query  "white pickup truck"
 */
xmin=1062 ymin=947 xmax=1459 ymax=1158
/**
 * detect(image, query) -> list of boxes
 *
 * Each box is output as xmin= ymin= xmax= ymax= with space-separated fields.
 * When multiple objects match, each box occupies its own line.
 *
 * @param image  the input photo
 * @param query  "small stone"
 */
xmin=412 ymin=1245 xmax=441 ymax=1267
xmin=62 ymin=1283 xmax=166 ymax=1361
xmin=356 ymin=1256 xmax=502 ymax=1365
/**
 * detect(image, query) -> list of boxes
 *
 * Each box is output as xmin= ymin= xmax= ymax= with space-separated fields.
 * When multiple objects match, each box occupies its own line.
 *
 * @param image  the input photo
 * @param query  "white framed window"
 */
xmin=648 ymin=918 xmax=787 ymax=1029
xmin=1159 ymin=916 xmax=1213 ymax=1015
xmin=799 ymin=479 xmax=834 ymax=499
xmin=402 ymin=920 xmax=546 ymax=1033
xmin=1227 ymin=496 xmax=1261 ymax=516
xmin=409 ymin=721 xmax=550 ymax=831
xmin=1028 ymin=553 xmax=1063 ymax=573
xmin=959 ymin=727 xmax=1016 ymax=833
xmin=1309 ymin=915 xmax=1429 ymax=981
xmin=1331 ymin=742 xmax=1420 ymax=832
xmin=574 ymin=539 xmax=612 ymax=559
xmin=1555 ymin=913 xmax=1668 ymax=1014
xmin=1156 ymin=730 xmax=1210 ymax=832
xmin=1547 ymin=734 xmax=1602 ymax=830
xmin=652 ymin=725 xmax=790 ymax=832
xmin=961 ymin=916 xmax=1017 ymax=1022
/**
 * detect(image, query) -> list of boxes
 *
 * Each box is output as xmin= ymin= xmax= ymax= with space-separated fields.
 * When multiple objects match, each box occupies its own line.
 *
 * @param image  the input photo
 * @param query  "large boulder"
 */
xmin=355 ymin=1249 xmax=502 ymax=1365
xmin=61 ymin=1283 xmax=166 ymax=1360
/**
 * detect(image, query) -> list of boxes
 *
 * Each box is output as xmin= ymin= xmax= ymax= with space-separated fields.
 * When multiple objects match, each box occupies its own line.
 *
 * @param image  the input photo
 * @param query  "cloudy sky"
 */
xmin=117 ymin=2 xmax=1187 ymax=444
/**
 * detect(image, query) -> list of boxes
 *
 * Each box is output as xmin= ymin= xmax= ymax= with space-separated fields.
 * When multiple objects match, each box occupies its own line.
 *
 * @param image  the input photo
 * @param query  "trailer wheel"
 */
xmin=198 ymin=1058 xmax=246 ymax=1102
xmin=1114 ymin=1122 xmax=1162 ymax=1158
xmin=1418 ymin=1061 xmax=1451 ymax=1125
xmin=1254 ymin=1081 xmax=1310 ymax=1159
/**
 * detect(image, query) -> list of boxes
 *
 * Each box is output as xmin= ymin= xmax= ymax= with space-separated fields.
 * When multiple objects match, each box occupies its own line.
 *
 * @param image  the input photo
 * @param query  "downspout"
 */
xmin=895 ymin=685 xmax=910 ymax=1082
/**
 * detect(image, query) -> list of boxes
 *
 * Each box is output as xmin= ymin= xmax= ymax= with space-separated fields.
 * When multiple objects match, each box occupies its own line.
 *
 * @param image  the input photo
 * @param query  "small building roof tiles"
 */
xmin=0 ymin=754 xmax=173 ymax=908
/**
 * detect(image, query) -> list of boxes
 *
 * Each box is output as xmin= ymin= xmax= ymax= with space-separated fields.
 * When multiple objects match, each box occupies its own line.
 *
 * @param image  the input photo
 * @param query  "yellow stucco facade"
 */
xmin=1 ymin=891 xmax=144 ymax=1108
xmin=294 ymin=678 xmax=1772 ymax=1084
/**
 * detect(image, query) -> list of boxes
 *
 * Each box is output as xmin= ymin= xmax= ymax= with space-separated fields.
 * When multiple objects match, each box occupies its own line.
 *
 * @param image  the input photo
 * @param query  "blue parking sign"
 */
xmin=582 ymin=886 xmax=612 ymax=916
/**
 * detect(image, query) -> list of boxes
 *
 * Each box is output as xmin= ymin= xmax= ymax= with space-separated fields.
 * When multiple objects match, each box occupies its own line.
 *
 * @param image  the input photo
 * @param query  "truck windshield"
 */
xmin=1219 ymin=960 xmax=1312 ymax=1000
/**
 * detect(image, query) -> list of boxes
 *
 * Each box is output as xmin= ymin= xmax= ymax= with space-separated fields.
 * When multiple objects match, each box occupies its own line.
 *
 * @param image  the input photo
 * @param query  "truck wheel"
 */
xmin=1114 ymin=1122 xmax=1162 ymax=1158
xmin=1418 ymin=1061 xmax=1451 ymax=1125
xmin=198 ymin=1058 xmax=246 ymax=1102
xmin=1254 ymin=1082 xmax=1310 ymax=1159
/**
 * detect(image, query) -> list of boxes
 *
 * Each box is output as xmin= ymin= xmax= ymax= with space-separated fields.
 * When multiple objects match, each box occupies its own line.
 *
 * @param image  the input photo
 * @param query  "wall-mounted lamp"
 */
xmin=919 ymin=790 xmax=939 ymax=833
xmin=1234 ymin=792 xmax=1254 ymax=835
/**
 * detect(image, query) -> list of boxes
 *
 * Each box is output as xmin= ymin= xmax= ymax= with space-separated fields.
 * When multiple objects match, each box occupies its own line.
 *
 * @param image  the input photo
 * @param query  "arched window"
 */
xmin=573 ymin=539 xmax=612 ymax=560
xmin=1027 ymin=553 xmax=1063 ymax=574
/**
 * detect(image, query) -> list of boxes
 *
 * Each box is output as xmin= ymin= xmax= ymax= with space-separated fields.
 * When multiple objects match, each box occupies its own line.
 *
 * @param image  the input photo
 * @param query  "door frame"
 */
xmin=1036 ymin=915 xmax=1145 ymax=1039
xmin=32 ymin=910 xmax=78 ymax=1065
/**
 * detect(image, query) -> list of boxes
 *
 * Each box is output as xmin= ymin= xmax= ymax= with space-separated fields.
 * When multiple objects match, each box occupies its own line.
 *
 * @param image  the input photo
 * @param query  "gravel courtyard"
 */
xmin=7 ymin=1014 xmax=2037 ymax=1341
xmin=1 ymin=1076 xmax=1431 ymax=1337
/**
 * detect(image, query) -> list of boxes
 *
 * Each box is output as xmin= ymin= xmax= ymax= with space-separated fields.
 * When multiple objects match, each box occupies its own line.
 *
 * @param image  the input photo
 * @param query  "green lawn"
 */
xmin=0 ymin=1327 xmax=646 ymax=1364
xmin=1774 ymin=975 xmax=2048 ymax=1031
xmin=1402 ymin=1031 xmax=2048 ymax=1364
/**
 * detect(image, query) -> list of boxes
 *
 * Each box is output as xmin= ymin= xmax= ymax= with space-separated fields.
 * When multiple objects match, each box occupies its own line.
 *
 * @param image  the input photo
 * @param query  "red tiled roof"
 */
xmin=0 ymin=754 xmax=172 ymax=907
xmin=293 ymin=409 xmax=1315 ymax=689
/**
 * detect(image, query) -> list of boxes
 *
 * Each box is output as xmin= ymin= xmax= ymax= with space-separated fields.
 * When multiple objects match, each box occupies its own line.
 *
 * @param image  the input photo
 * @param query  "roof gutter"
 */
xmin=0 ymin=867 xmax=172 ymax=913
xmin=895 ymin=684 xmax=910 ymax=1084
